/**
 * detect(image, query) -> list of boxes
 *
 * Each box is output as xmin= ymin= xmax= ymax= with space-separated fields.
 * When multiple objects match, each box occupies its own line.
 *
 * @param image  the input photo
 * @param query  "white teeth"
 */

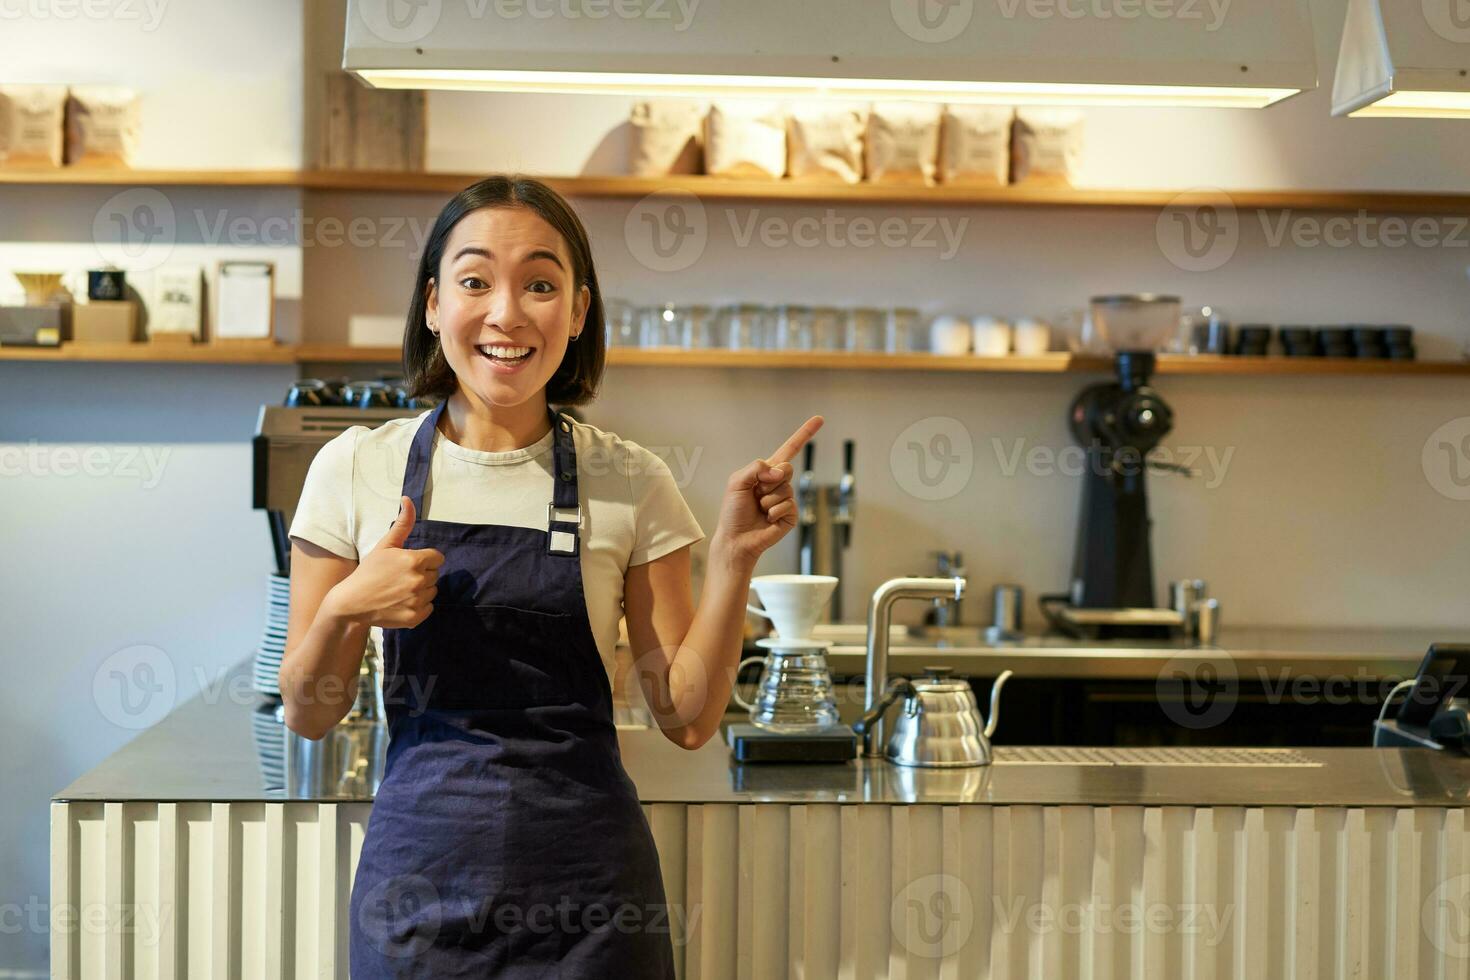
xmin=477 ymin=345 xmax=532 ymax=359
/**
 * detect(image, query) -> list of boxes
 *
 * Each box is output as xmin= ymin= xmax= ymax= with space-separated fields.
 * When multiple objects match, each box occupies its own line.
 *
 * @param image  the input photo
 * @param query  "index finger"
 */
xmin=766 ymin=415 xmax=824 ymax=467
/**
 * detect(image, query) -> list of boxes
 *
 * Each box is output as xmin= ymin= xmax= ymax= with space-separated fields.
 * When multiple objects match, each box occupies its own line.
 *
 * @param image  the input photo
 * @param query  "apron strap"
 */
xmin=547 ymin=406 xmax=581 ymax=557
xmin=396 ymin=400 xmax=581 ymax=556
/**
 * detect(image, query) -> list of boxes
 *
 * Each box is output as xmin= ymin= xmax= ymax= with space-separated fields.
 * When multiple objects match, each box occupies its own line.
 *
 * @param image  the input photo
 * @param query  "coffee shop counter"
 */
xmin=53 ymin=660 xmax=1470 ymax=980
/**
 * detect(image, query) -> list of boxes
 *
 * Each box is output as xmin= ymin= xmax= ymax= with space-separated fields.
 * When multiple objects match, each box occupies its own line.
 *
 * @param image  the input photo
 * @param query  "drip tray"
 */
xmin=994 ymin=746 xmax=1323 ymax=768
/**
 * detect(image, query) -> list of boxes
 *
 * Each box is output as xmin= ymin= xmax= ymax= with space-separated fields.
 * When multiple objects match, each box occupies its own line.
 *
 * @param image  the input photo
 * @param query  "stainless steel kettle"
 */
xmin=854 ymin=665 xmax=1013 ymax=768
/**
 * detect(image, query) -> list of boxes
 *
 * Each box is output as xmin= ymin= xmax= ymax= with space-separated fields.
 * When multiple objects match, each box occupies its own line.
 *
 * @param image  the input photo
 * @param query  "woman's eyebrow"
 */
xmin=451 ymin=245 xmax=565 ymax=270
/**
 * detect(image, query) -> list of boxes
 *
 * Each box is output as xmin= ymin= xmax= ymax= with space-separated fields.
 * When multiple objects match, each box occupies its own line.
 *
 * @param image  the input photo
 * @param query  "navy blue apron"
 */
xmin=349 ymin=401 xmax=676 ymax=979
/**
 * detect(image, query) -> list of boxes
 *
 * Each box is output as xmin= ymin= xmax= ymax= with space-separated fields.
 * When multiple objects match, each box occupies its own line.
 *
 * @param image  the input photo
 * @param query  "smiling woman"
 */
xmin=275 ymin=174 xmax=821 ymax=977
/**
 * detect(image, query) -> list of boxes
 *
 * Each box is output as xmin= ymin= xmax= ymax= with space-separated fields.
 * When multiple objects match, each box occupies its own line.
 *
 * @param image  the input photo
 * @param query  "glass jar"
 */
xmin=772 ymin=304 xmax=814 ymax=350
xmin=885 ymin=307 xmax=924 ymax=352
xmin=639 ymin=302 xmax=680 ymax=347
xmin=676 ymin=304 xmax=714 ymax=349
xmin=811 ymin=305 xmax=844 ymax=351
xmin=603 ymin=298 xmax=639 ymax=347
xmin=845 ymin=307 xmax=886 ymax=352
xmin=718 ymin=303 xmax=769 ymax=350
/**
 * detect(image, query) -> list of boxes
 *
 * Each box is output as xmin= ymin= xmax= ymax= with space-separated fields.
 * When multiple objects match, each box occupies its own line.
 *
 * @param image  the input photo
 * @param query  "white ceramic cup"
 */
xmin=929 ymin=315 xmax=972 ymax=355
xmin=972 ymin=316 xmax=1012 ymax=356
xmin=1013 ymin=317 xmax=1052 ymax=356
xmin=746 ymin=574 xmax=838 ymax=641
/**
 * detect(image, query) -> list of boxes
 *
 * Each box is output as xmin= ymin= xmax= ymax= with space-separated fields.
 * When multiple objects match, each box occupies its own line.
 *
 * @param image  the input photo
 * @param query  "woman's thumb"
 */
xmin=378 ymin=495 xmax=416 ymax=549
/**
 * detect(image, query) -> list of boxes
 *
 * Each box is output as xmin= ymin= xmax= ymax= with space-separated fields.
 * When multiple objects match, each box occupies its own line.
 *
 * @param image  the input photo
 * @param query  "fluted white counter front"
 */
xmin=52 ymin=670 xmax=1470 ymax=979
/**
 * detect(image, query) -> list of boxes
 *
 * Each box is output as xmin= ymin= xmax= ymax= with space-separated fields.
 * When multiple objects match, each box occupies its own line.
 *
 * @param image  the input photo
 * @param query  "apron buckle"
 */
xmin=546 ymin=501 xmax=581 ymax=556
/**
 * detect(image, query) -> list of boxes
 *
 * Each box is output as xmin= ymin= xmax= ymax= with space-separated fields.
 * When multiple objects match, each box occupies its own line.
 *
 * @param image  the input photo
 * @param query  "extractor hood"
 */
xmin=1333 ymin=0 xmax=1470 ymax=116
xmin=344 ymin=0 xmax=1317 ymax=109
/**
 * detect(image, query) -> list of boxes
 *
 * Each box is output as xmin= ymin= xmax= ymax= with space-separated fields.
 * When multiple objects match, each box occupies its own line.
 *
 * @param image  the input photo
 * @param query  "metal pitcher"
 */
xmin=855 ymin=665 xmax=1012 ymax=768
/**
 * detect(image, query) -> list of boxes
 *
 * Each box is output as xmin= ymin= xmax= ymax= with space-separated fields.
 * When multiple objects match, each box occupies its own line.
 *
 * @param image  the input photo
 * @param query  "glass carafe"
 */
xmin=732 ymin=638 xmax=841 ymax=732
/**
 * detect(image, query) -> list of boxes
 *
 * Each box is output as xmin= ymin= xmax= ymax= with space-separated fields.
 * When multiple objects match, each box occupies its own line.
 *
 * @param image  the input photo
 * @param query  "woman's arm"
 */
xmin=623 ymin=539 xmax=754 ymax=750
xmin=278 ymin=539 xmax=371 ymax=739
xmin=280 ymin=497 xmax=443 ymax=739
xmin=624 ymin=417 xmax=823 ymax=750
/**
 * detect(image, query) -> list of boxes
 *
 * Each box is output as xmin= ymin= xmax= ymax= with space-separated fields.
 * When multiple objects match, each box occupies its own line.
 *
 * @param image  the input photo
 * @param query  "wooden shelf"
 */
xmin=11 ymin=342 xmax=1454 ymax=376
xmin=6 ymin=168 xmax=1470 ymax=214
xmin=0 ymin=342 xmax=297 ymax=364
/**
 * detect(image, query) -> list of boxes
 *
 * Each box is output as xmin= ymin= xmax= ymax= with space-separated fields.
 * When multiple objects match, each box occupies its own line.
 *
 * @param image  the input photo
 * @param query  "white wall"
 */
xmin=0 ymin=3 xmax=304 ymax=974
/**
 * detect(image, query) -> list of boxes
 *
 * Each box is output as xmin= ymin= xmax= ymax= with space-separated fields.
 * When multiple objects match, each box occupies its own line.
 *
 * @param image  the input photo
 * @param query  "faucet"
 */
xmin=927 ymin=551 xmax=965 ymax=627
xmin=797 ymin=439 xmax=857 ymax=622
xmin=860 ymin=575 xmax=966 ymax=758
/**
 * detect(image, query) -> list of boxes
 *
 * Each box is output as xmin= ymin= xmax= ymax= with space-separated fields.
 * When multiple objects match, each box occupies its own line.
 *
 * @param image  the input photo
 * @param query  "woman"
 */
xmin=279 ymin=174 xmax=821 ymax=977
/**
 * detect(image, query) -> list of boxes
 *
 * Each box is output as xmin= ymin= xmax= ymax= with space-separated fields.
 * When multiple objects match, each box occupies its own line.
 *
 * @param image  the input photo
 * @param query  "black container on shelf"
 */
xmin=1354 ymin=343 xmax=1390 ymax=359
xmin=1233 ymin=324 xmax=1272 ymax=356
xmin=1382 ymin=325 xmax=1414 ymax=347
xmin=1279 ymin=326 xmax=1313 ymax=347
xmin=1349 ymin=326 xmax=1385 ymax=346
xmin=1388 ymin=345 xmax=1418 ymax=360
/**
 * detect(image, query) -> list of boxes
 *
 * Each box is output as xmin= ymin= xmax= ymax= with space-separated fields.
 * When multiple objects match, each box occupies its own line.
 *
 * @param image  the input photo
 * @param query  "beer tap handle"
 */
xmin=838 ymin=439 xmax=855 ymax=547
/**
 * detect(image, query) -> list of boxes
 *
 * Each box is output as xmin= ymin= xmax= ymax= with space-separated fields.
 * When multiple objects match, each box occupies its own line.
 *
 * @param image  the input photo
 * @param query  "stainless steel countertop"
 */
xmin=821 ymin=626 xmax=1453 ymax=680
xmin=53 ymin=659 xmax=1470 ymax=808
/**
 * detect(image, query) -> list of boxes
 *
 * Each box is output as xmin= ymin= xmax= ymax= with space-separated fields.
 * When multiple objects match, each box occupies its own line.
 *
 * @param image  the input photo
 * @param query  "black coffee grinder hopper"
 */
xmin=1041 ymin=296 xmax=1203 ymax=641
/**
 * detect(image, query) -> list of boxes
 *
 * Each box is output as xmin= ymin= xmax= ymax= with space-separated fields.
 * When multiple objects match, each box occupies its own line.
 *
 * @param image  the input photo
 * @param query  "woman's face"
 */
xmin=425 ymin=206 xmax=590 ymax=410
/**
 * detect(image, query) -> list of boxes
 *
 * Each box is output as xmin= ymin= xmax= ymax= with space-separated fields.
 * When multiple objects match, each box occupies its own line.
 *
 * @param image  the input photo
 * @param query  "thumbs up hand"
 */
xmin=325 ymin=496 xmax=444 ymax=629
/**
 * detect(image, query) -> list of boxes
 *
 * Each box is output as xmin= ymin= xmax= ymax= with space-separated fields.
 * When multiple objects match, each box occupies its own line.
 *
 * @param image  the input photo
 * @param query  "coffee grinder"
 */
xmin=1044 ymin=295 xmax=1202 ymax=640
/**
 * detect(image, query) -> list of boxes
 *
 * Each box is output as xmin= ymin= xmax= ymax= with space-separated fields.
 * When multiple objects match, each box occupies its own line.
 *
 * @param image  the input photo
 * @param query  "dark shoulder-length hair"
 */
xmin=403 ymin=175 xmax=606 ymax=406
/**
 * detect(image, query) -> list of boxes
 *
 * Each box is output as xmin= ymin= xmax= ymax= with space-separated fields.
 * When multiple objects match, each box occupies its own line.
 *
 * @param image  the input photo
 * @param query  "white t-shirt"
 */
xmin=287 ymin=410 xmax=706 ymax=684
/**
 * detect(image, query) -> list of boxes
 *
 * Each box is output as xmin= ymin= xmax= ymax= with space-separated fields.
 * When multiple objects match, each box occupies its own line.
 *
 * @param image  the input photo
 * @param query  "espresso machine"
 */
xmin=1042 ymin=295 xmax=1217 ymax=641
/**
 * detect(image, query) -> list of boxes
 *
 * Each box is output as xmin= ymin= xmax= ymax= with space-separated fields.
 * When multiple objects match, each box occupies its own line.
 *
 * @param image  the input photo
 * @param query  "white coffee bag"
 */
xmin=1011 ymin=108 xmax=1084 ymax=186
xmin=0 ymin=85 xmax=66 ymax=168
xmin=786 ymin=100 xmax=867 ymax=184
xmin=66 ymin=86 xmax=141 ymax=167
xmin=864 ymin=102 xmax=941 ymax=186
xmin=628 ymin=99 xmax=705 ymax=176
xmin=940 ymin=105 xmax=1013 ymax=186
xmin=705 ymin=101 xmax=786 ymax=179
